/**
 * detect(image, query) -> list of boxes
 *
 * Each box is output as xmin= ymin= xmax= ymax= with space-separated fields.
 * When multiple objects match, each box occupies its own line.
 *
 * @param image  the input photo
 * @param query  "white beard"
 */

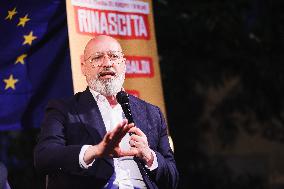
xmin=88 ymin=69 xmax=125 ymax=96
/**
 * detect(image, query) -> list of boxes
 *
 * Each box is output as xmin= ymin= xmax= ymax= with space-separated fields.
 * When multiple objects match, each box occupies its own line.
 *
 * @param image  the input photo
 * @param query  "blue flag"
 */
xmin=0 ymin=0 xmax=73 ymax=130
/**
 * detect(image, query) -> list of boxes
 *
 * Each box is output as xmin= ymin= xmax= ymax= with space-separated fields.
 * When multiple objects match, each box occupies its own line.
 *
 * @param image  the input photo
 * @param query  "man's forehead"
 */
xmin=85 ymin=37 xmax=122 ymax=54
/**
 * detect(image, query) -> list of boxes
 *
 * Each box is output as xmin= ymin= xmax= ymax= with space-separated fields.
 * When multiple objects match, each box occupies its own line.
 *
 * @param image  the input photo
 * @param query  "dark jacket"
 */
xmin=34 ymin=88 xmax=178 ymax=189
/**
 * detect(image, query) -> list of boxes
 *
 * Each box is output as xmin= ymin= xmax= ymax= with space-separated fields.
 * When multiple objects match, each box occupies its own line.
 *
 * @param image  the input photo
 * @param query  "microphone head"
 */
xmin=116 ymin=91 xmax=129 ymax=104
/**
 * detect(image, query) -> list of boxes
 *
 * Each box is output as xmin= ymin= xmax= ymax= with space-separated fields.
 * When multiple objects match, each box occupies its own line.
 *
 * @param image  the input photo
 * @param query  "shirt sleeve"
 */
xmin=79 ymin=145 xmax=95 ymax=169
xmin=145 ymin=149 xmax=158 ymax=171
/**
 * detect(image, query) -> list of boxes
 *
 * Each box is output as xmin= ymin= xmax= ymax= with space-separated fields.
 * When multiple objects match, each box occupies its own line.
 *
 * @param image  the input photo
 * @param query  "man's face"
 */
xmin=81 ymin=37 xmax=126 ymax=96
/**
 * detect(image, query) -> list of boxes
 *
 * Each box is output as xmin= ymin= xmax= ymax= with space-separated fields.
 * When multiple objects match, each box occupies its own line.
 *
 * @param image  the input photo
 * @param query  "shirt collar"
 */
xmin=89 ymin=88 xmax=105 ymax=102
xmin=89 ymin=87 xmax=125 ymax=102
xmin=89 ymin=88 xmax=123 ymax=111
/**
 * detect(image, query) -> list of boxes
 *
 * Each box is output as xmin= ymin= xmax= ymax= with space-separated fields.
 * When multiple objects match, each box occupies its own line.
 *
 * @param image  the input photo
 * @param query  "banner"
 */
xmin=66 ymin=0 xmax=166 ymax=117
xmin=0 ymin=0 xmax=73 ymax=130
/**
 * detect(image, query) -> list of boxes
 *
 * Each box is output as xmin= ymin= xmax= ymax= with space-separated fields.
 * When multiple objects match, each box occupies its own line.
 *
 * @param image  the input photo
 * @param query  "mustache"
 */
xmin=97 ymin=68 xmax=117 ymax=77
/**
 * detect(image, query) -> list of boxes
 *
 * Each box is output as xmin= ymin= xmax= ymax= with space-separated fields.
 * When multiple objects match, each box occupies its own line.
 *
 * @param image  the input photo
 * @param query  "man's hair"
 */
xmin=0 ymin=162 xmax=8 ymax=189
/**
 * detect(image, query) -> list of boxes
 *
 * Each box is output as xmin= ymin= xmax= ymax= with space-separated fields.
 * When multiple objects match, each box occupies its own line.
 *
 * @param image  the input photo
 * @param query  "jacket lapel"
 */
xmin=129 ymin=96 xmax=152 ymax=138
xmin=76 ymin=88 xmax=106 ymax=143
xmin=76 ymin=88 xmax=115 ymax=174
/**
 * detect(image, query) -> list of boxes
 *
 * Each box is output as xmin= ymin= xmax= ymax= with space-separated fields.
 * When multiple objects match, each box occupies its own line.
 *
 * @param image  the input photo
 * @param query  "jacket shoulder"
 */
xmin=45 ymin=90 xmax=86 ymax=111
xmin=129 ymin=95 xmax=162 ymax=114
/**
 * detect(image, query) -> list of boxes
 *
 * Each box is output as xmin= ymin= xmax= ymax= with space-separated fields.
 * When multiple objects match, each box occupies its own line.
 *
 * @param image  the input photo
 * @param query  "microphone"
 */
xmin=116 ymin=91 xmax=134 ymax=124
xmin=116 ymin=91 xmax=153 ymax=182
xmin=116 ymin=91 xmax=154 ymax=180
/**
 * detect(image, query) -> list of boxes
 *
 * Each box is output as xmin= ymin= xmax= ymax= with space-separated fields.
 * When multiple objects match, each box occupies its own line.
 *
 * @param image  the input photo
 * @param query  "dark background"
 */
xmin=154 ymin=0 xmax=284 ymax=188
xmin=1 ymin=0 xmax=284 ymax=188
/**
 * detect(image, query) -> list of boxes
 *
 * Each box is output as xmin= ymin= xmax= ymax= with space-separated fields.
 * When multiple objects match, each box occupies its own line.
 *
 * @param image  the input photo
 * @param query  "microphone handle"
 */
xmin=121 ymin=103 xmax=134 ymax=124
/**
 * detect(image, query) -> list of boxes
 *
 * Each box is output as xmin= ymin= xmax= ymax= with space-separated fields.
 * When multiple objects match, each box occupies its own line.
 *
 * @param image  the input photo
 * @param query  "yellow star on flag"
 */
xmin=17 ymin=14 xmax=30 ymax=27
xmin=5 ymin=7 xmax=17 ymax=20
xmin=3 ymin=74 xmax=19 ymax=90
xmin=15 ymin=54 xmax=27 ymax=64
xmin=23 ymin=31 xmax=37 ymax=46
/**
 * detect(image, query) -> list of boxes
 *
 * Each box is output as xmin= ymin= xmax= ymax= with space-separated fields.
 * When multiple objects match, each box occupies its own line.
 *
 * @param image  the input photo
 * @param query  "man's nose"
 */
xmin=100 ymin=55 xmax=113 ymax=67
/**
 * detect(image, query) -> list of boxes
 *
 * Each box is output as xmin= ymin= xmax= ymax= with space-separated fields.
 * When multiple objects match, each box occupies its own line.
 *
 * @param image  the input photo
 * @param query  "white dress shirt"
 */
xmin=79 ymin=89 xmax=158 ymax=189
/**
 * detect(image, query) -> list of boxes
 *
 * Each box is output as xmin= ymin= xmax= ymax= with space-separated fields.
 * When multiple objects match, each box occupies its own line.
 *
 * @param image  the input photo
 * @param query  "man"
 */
xmin=34 ymin=35 xmax=178 ymax=189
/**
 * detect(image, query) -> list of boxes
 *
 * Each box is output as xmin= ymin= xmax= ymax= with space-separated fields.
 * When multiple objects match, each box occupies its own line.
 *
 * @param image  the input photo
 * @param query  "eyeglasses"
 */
xmin=84 ymin=51 xmax=124 ymax=67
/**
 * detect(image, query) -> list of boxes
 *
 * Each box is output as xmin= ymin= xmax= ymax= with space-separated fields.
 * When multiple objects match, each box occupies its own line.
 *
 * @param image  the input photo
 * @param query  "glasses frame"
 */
xmin=84 ymin=50 xmax=124 ymax=67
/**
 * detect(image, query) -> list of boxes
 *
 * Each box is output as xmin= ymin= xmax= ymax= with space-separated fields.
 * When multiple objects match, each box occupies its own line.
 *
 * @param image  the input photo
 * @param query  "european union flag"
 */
xmin=0 ymin=0 xmax=73 ymax=130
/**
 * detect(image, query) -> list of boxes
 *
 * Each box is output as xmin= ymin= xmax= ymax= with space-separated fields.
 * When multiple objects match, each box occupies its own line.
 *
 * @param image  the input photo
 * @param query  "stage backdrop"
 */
xmin=65 ymin=0 xmax=166 ymax=118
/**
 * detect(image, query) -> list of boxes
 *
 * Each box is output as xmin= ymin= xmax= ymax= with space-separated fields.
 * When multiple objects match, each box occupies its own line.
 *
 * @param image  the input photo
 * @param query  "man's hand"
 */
xmin=128 ymin=127 xmax=154 ymax=167
xmin=83 ymin=119 xmax=135 ymax=164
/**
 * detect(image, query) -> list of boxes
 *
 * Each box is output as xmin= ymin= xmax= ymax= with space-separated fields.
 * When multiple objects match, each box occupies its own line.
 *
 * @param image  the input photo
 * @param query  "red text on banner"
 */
xmin=125 ymin=56 xmax=154 ymax=78
xmin=74 ymin=7 xmax=150 ymax=40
